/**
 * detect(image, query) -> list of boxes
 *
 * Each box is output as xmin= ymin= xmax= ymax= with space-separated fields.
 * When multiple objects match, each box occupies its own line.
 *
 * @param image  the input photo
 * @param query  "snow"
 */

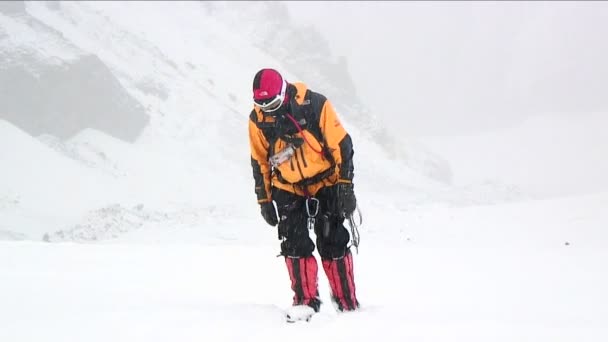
xmin=419 ymin=112 xmax=608 ymax=198
xmin=0 ymin=10 xmax=83 ymax=65
xmin=2 ymin=193 xmax=608 ymax=341
xmin=1 ymin=2 xmax=607 ymax=342
xmin=0 ymin=120 xmax=121 ymax=236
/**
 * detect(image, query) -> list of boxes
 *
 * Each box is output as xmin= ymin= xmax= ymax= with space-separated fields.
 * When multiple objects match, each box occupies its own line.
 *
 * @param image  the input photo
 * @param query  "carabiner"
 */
xmin=305 ymin=197 xmax=319 ymax=218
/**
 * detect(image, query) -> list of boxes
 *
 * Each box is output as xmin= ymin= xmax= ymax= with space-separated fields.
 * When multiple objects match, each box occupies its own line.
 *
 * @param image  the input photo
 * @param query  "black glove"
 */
xmin=336 ymin=183 xmax=357 ymax=217
xmin=260 ymin=201 xmax=278 ymax=226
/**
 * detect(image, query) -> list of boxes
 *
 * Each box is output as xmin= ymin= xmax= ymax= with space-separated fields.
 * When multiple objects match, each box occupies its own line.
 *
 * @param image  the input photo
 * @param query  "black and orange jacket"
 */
xmin=249 ymin=82 xmax=354 ymax=203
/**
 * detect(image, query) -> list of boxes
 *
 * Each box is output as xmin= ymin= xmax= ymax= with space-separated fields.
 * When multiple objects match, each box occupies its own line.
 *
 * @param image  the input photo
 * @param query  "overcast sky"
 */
xmin=284 ymin=1 xmax=608 ymax=196
xmin=286 ymin=1 xmax=608 ymax=137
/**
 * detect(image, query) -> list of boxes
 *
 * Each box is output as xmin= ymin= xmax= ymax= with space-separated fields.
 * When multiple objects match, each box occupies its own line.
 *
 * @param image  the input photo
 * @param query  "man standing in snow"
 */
xmin=248 ymin=68 xmax=360 ymax=317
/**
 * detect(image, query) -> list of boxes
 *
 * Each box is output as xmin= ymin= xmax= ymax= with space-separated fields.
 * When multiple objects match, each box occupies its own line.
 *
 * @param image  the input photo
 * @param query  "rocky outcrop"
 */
xmin=0 ymin=54 xmax=149 ymax=142
xmin=0 ymin=1 xmax=26 ymax=15
xmin=0 ymin=7 xmax=149 ymax=142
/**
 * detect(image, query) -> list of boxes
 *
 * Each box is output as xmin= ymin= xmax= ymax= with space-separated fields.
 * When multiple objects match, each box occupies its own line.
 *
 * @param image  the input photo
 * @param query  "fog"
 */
xmin=287 ymin=1 xmax=608 ymax=136
xmin=287 ymin=1 xmax=608 ymax=196
xmin=2 ymin=1 xmax=607 ymax=199
xmin=2 ymin=3 xmax=608 ymax=339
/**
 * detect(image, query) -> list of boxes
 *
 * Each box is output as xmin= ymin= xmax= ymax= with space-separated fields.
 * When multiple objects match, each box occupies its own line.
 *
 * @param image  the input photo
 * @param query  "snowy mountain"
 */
xmin=0 ymin=2 xmax=148 ymax=141
xmin=0 ymin=1 xmax=466 ymax=241
xmin=1 ymin=2 xmax=607 ymax=341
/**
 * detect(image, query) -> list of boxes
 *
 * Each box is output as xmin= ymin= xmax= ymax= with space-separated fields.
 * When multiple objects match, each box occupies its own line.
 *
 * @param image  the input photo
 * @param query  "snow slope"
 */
xmin=0 ymin=120 xmax=123 ymax=237
xmin=1 ymin=1 xmax=456 ymax=241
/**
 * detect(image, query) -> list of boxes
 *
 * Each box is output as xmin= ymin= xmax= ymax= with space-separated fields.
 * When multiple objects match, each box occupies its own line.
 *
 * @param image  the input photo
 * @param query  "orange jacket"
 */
xmin=249 ymin=82 xmax=354 ymax=202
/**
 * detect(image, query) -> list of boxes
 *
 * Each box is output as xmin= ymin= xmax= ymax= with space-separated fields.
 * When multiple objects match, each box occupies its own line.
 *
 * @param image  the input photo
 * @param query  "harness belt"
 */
xmin=274 ymin=165 xmax=336 ymax=188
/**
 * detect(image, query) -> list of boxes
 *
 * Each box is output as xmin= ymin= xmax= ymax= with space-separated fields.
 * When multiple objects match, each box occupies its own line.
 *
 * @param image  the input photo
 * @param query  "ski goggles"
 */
xmin=254 ymin=80 xmax=287 ymax=113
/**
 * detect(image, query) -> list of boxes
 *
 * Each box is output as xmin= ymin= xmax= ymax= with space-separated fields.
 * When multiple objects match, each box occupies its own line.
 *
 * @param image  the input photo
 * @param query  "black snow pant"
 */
xmin=273 ymin=186 xmax=351 ymax=259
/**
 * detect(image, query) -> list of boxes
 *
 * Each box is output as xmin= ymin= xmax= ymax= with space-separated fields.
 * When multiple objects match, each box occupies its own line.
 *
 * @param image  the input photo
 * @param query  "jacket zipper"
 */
xmin=294 ymin=148 xmax=306 ymax=180
xmin=299 ymin=144 xmax=308 ymax=168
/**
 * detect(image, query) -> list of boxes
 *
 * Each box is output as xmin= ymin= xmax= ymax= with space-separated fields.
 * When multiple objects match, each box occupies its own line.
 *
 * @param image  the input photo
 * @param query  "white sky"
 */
xmin=285 ymin=1 xmax=608 ymax=137
xmin=285 ymin=1 xmax=608 ymax=195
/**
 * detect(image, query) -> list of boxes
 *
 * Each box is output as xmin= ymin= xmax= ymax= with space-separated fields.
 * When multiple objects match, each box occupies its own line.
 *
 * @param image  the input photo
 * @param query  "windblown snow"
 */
xmin=1 ymin=2 xmax=607 ymax=342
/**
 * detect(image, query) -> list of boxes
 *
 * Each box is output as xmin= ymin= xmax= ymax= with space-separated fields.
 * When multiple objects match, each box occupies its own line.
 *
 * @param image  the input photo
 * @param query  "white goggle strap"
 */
xmin=257 ymin=79 xmax=287 ymax=112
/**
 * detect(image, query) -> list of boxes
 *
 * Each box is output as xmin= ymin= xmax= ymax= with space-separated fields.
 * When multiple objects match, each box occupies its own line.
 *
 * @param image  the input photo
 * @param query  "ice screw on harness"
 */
xmin=346 ymin=206 xmax=362 ymax=254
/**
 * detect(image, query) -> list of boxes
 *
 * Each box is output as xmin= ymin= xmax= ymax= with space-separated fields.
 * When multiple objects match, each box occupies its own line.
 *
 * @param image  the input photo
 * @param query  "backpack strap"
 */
xmin=250 ymin=110 xmax=279 ymax=157
xmin=250 ymin=88 xmax=336 ymax=167
xmin=300 ymin=90 xmax=336 ymax=165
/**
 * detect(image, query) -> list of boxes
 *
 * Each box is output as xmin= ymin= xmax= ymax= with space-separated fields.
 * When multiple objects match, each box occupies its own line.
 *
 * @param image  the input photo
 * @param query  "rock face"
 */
xmin=0 ymin=1 xmax=26 ymax=15
xmin=0 ymin=4 xmax=149 ymax=142
xmin=0 ymin=54 xmax=149 ymax=142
